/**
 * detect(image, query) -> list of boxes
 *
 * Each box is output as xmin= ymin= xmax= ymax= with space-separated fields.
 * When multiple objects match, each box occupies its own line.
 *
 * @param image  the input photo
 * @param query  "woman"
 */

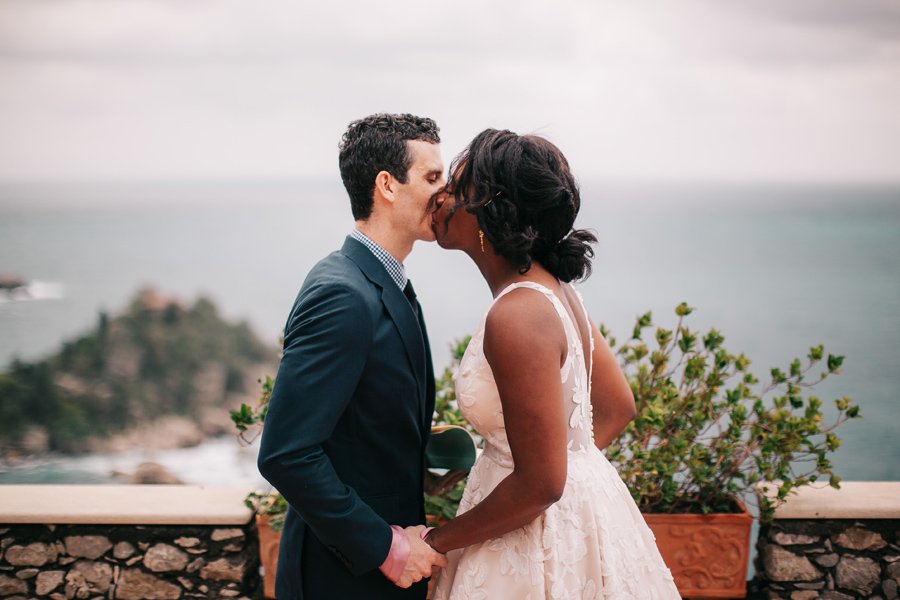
xmin=427 ymin=129 xmax=680 ymax=599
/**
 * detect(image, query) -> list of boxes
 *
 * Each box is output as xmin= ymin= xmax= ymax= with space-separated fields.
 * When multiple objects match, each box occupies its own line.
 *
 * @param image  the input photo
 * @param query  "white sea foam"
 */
xmin=0 ymin=436 xmax=268 ymax=487
xmin=0 ymin=280 xmax=65 ymax=303
xmin=28 ymin=280 xmax=66 ymax=300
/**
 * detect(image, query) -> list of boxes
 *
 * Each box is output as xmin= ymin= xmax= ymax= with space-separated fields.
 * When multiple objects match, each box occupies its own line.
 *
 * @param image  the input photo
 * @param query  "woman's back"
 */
xmin=433 ymin=281 xmax=680 ymax=599
xmin=456 ymin=281 xmax=595 ymax=460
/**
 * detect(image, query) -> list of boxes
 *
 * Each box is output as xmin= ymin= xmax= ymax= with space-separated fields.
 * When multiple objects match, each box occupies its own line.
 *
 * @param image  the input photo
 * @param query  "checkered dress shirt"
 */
xmin=350 ymin=229 xmax=407 ymax=291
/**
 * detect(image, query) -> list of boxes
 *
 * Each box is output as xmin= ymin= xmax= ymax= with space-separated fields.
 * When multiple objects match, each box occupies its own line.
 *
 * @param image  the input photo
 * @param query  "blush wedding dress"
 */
xmin=431 ymin=281 xmax=680 ymax=600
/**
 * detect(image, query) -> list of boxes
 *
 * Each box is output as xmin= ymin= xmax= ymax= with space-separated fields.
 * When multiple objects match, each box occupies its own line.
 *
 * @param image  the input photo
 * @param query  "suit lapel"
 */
xmin=341 ymin=237 xmax=427 ymax=400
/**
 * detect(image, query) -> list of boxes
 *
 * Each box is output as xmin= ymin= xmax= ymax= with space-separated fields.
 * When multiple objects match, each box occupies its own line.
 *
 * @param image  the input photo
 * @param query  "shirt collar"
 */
xmin=350 ymin=229 xmax=407 ymax=290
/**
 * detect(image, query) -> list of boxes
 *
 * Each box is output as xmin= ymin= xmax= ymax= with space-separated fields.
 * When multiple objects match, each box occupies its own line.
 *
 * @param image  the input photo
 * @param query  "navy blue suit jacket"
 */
xmin=258 ymin=236 xmax=435 ymax=599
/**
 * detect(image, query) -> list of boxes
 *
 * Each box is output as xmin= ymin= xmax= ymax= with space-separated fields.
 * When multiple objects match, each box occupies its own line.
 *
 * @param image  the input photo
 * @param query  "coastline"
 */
xmin=0 ymin=413 xmax=265 ymax=487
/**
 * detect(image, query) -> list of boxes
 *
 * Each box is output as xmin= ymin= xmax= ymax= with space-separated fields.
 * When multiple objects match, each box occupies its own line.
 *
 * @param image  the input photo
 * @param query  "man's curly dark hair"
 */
xmin=338 ymin=113 xmax=440 ymax=220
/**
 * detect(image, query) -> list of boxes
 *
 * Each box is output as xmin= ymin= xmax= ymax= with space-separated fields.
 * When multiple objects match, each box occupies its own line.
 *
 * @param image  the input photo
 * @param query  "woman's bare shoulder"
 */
xmin=484 ymin=286 xmax=566 ymax=354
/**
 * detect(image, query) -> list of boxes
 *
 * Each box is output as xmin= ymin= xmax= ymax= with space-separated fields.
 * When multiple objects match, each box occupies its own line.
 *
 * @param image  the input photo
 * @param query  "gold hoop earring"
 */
xmin=479 ymin=230 xmax=485 ymax=254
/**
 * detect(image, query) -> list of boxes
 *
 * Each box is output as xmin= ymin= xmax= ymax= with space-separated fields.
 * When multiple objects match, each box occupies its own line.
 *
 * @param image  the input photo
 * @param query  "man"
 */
xmin=258 ymin=113 xmax=447 ymax=599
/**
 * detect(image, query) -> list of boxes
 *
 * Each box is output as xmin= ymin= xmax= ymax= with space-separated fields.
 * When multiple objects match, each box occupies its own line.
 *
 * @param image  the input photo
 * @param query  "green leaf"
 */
xmin=827 ymin=354 xmax=844 ymax=373
xmin=632 ymin=343 xmax=649 ymax=361
xmin=675 ymin=302 xmax=694 ymax=317
xmin=426 ymin=426 xmax=477 ymax=471
xmin=685 ymin=356 xmax=706 ymax=381
xmin=678 ymin=328 xmax=696 ymax=353
xmin=809 ymin=345 xmax=824 ymax=361
xmin=702 ymin=329 xmax=724 ymax=350
xmin=655 ymin=328 xmax=673 ymax=347
xmin=632 ymin=312 xmax=653 ymax=340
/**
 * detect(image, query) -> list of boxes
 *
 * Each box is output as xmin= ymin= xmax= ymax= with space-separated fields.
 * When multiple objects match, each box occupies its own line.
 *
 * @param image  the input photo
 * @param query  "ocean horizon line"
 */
xmin=1 ymin=177 xmax=899 ymax=215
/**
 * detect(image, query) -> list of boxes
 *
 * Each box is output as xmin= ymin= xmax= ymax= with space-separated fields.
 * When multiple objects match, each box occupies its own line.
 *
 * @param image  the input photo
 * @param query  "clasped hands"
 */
xmin=394 ymin=525 xmax=447 ymax=589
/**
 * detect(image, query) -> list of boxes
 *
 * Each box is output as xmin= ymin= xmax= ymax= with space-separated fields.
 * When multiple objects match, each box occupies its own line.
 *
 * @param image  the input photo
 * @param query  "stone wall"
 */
xmin=754 ymin=519 xmax=898 ymax=599
xmin=753 ymin=482 xmax=900 ymax=600
xmin=0 ymin=485 xmax=259 ymax=600
xmin=0 ymin=522 xmax=259 ymax=599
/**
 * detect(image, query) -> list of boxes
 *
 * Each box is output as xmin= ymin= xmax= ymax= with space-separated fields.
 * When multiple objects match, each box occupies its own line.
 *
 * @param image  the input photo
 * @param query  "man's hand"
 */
xmin=394 ymin=525 xmax=447 ymax=588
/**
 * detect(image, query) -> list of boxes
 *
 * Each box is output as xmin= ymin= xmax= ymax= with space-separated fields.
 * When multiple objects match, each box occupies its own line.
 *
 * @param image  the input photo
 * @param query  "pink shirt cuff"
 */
xmin=421 ymin=527 xmax=435 ymax=542
xmin=379 ymin=525 xmax=410 ymax=583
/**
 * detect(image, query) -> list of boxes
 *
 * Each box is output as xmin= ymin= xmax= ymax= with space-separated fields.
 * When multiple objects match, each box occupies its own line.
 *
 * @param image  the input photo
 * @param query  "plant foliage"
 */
xmin=425 ymin=337 xmax=474 ymax=522
xmin=244 ymin=490 xmax=289 ymax=533
xmin=603 ymin=303 xmax=860 ymax=521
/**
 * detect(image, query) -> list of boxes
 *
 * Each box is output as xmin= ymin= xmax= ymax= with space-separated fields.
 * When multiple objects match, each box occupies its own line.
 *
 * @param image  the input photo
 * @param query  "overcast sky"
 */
xmin=1 ymin=0 xmax=899 ymax=184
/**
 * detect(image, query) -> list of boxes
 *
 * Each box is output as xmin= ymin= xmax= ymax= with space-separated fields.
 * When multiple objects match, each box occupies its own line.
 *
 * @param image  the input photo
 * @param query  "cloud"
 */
xmin=741 ymin=0 xmax=900 ymax=41
xmin=0 ymin=0 xmax=898 ymax=183
xmin=0 ymin=0 xmax=573 ymax=65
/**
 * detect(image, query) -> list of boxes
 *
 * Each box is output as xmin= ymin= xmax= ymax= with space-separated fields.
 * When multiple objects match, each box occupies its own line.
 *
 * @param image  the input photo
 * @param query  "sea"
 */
xmin=1 ymin=179 xmax=898 ymax=489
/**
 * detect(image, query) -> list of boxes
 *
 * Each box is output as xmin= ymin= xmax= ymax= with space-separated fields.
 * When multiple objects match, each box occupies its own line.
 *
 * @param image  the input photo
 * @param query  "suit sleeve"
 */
xmin=257 ymin=280 xmax=392 ymax=575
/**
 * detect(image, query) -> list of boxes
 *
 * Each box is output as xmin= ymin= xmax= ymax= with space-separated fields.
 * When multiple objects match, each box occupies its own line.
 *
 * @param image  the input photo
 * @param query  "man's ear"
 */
xmin=374 ymin=170 xmax=396 ymax=205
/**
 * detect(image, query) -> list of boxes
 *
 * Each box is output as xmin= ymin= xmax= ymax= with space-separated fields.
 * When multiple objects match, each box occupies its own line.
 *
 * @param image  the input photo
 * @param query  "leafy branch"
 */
xmin=604 ymin=303 xmax=860 ymax=521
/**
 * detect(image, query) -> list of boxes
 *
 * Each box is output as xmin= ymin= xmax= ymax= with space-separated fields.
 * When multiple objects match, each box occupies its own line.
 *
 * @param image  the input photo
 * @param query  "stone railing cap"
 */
xmin=757 ymin=481 xmax=900 ymax=519
xmin=0 ymin=485 xmax=255 ymax=525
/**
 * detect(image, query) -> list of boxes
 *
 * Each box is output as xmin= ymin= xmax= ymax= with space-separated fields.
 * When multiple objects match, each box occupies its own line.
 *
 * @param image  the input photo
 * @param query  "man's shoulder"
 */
xmin=282 ymin=250 xmax=380 ymax=334
xmin=304 ymin=250 xmax=368 ymax=288
xmin=294 ymin=249 xmax=378 ymax=308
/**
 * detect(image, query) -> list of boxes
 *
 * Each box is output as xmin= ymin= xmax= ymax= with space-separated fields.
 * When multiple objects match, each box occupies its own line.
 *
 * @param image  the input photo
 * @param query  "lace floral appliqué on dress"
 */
xmin=432 ymin=282 xmax=680 ymax=599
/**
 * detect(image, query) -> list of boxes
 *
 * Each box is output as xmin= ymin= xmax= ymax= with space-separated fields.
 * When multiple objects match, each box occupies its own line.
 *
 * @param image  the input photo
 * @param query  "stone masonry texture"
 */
xmin=752 ymin=518 xmax=899 ymax=599
xmin=0 ymin=523 xmax=258 ymax=599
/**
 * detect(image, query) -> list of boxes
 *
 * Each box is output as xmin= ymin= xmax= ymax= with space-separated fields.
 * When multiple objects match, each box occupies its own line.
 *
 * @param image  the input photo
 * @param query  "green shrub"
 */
xmin=603 ymin=303 xmax=860 ymax=521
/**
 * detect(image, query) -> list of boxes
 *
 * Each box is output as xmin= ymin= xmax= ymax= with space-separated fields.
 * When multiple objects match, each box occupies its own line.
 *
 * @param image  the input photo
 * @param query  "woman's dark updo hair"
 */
xmin=448 ymin=129 xmax=597 ymax=283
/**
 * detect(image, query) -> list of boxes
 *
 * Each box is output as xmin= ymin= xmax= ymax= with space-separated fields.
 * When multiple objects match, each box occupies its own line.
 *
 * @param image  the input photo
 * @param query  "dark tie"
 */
xmin=403 ymin=279 xmax=419 ymax=320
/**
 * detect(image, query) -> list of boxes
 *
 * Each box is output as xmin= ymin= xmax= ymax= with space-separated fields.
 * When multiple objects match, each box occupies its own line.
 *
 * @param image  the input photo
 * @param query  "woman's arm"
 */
xmin=425 ymin=289 xmax=569 ymax=554
xmin=588 ymin=318 xmax=636 ymax=449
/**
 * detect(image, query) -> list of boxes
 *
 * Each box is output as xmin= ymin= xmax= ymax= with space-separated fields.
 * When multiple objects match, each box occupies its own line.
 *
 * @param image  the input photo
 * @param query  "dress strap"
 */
xmin=493 ymin=282 xmax=572 ymax=330
xmin=494 ymin=281 xmax=592 ymax=374
xmin=494 ymin=281 xmax=557 ymax=303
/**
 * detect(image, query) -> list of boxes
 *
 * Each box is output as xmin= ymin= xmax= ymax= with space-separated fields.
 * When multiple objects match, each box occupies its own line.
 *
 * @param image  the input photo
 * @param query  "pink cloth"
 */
xmin=421 ymin=526 xmax=435 ymax=544
xmin=379 ymin=526 xmax=437 ymax=582
xmin=379 ymin=525 xmax=409 ymax=583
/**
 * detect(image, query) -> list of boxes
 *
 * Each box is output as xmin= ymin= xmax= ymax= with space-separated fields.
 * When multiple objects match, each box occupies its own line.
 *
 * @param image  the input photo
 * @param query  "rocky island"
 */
xmin=0 ymin=288 xmax=278 ymax=460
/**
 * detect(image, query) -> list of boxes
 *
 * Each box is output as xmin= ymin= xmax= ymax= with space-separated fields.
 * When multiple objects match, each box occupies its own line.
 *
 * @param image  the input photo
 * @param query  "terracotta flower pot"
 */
xmin=643 ymin=500 xmax=752 ymax=599
xmin=256 ymin=514 xmax=281 ymax=600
